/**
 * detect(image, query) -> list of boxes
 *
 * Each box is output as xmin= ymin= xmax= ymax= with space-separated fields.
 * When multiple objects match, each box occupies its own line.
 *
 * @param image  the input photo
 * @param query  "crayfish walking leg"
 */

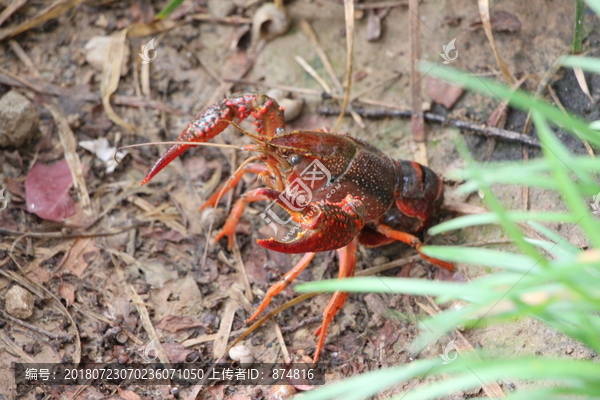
xmin=312 ymin=237 xmax=358 ymax=362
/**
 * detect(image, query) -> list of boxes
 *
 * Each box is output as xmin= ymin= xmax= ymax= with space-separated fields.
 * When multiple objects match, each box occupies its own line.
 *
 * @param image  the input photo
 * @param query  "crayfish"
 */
xmin=141 ymin=93 xmax=453 ymax=362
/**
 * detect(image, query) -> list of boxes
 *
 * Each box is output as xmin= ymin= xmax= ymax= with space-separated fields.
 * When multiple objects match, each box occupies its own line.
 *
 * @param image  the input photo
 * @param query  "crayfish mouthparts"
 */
xmin=255 ymin=189 xmax=367 ymax=254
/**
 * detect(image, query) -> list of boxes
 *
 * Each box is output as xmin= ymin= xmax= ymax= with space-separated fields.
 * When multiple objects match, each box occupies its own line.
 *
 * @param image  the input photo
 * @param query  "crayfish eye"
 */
xmin=289 ymin=154 xmax=302 ymax=165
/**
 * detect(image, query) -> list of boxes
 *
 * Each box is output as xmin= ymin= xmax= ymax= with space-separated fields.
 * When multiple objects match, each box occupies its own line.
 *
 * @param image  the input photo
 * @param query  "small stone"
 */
xmin=566 ymin=347 xmax=574 ymax=354
xmin=5 ymin=285 xmax=35 ymax=319
xmin=0 ymin=91 xmax=39 ymax=148
xmin=266 ymin=89 xmax=303 ymax=122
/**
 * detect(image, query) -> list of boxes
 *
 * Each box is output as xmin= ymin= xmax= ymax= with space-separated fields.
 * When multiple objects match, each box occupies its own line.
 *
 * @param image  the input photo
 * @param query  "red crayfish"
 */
xmin=141 ymin=93 xmax=453 ymax=362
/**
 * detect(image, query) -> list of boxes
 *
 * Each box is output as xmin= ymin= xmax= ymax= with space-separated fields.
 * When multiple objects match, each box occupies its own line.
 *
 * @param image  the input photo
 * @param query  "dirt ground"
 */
xmin=0 ymin=0 xmax=598 ymax=399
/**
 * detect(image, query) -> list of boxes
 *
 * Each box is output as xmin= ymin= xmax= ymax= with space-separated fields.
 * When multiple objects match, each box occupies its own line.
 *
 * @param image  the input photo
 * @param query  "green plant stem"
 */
xmin=573 ymin=0 xmax=585 ymax=54
xmin=156 ymin=0 xmax=184 ymax=20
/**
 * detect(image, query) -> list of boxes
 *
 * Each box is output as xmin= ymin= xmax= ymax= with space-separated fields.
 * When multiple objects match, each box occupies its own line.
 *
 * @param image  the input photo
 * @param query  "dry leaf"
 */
xmin=62 ymin=238 xmax=98 ymax=277
xmin=366 ymin=10 xmax=382 ymax=42
xmin=100 ymin=29 xmax=136 ymax=131
xmin=426 ymin=76 xmax=464 ymax=109
xmin=162 ymin=342 xmax=195 ymax=363
xmin=25 ymin=160 xmax=76 ymax=222
xmin=366 ymin=8 xmax=389 ymax=42
xmin=117 ymin=388 xmax=142 ymax=400
xmin=573 ymin=67 xmax=593 ymax=101
xmin=139 ymin=226 xmax=185 ymax=243
xmin=0 ymin=0 xmax=87 ymax=41
xmin=477 ymin=0 xmax=515 ymax=85
xmin=470 ymin=10 xmax=521 ymax=32
xmin=487 ymin=102 xmax=508 ymax=128
xmin=138 ymin=261 xmax=178 ymax=288
xmin=208 ymin=386 xmax=225 ymax=400
xmin=58 ymin=281 xmax=76 ymax=307
xmin=130 ymin=0 xmax=155 ymax=24
xmin=127 ymin=20 xmax=178 ymax=37
xmin=212 ymin=299 xmax=239 ymax=359
xmin=84 ymin=36 xmax=129 ymax=76
xmin=150 ymin=275 xmax=203 ymax=321
xmin=155 ymin=315 xmax=205 ymax=333
xmin=4 ymin=176 xmax=25 ymax=200
xmin=43 ymin=100 xmax=94 ymax=222
xmin=0 ymin=0 xmax=27 ymax=27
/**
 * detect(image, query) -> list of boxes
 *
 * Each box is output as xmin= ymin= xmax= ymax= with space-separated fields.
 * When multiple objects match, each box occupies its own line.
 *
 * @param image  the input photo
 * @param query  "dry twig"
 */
xmin=333 ymin=0 xmax=355 ymax=132
xmin=317 ymin=107 xmax=541 ymax=147
xmin=409 ymin=0 xmax=427 ymax=165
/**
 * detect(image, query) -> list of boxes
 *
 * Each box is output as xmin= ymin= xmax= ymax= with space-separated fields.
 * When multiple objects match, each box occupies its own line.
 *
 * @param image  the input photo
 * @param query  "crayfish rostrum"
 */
xmin=141 ymin=93 xmax=453 ymax=362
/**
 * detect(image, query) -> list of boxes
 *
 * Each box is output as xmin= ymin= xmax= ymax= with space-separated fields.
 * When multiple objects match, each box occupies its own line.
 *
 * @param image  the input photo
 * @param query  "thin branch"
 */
xmin=317 ymin=106 xmax=541 ymax=147
xmin=333 ymin=0 xmax=355 ymax=132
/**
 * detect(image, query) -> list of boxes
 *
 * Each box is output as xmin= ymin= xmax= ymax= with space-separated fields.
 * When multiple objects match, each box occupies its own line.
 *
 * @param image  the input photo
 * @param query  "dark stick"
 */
xmin=317 ymin=106 xmax=541 ymax=147
xmin=1 ymin=311 xmax=73 ymax=342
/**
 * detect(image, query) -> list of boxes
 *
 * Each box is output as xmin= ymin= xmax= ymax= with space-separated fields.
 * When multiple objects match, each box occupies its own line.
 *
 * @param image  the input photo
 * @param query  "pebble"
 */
xmin=0 ymin=91 xmax=39 ymax=148
xmin=5 ymin=285 xmax=35 ymax=319
xmin=267 ymin=89 xmax=303 ymax=122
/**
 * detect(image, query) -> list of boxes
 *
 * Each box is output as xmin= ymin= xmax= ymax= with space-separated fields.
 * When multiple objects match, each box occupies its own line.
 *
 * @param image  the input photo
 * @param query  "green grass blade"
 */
xmin=526 ymin=221 xmax=581 ymax=255
xmin=532 ymin=111 xmax=600 ymax=247
xmin=297 ymin=358 xmax=440 ymax=400
xmin=429 ymin=212 xmax=577 ymax=235
xmin=421 ymin=63 xmax=600 ymax=146
xmin=420 ymin=246 xmax=543 ymax=273
xmin=156 ymin=0 xmax=185 ymax=19
xmin=296 ymin=277 xmax=489 ymax=302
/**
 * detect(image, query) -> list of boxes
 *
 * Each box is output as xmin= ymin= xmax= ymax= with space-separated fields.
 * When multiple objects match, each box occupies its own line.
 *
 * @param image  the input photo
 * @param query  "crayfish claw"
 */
xmin=256 ymin=193 xmax=366 ymax=254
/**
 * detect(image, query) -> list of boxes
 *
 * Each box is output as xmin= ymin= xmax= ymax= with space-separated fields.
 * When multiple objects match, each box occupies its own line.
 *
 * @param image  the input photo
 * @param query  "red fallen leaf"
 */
xmin=25 ymin=160 xmax=75 ymax=222
xmin=155 ymin=315 xmax=205 ymax=333
xmin=426 ymin=77 xmax=464 ymax=109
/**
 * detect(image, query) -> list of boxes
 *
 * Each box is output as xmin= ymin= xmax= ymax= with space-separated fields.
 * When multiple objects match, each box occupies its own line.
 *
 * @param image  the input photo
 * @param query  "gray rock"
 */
xmin=0 ymin=90 xmax=39 ymax=148
xmin=5 ymin=285 xmax=35 ymax=319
